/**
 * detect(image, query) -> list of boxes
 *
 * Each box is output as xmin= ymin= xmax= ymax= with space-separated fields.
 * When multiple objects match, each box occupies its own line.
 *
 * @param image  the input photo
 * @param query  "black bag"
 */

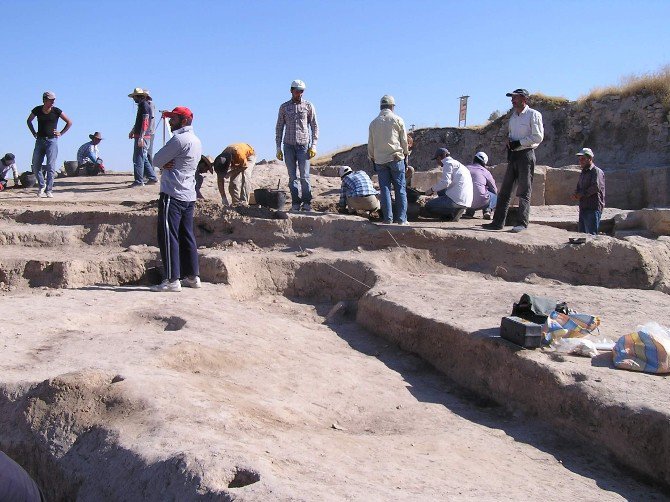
xmin=511 ymin=293 xmax=568 ymax=325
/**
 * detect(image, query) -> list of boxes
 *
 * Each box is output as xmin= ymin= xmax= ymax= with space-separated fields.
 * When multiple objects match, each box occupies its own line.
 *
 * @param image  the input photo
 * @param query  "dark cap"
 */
xmin=2 ymin=153 xmax=15 ymax=162
xmin=432 ymin=147 xmax=450 ymax=160
xmin=506 ymin=88 xmax=530 ymax=97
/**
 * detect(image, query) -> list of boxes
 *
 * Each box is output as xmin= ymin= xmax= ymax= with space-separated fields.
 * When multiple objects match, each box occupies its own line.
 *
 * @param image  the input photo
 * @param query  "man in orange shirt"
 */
xmin=212 ymin=143 xmax=257 ymax=206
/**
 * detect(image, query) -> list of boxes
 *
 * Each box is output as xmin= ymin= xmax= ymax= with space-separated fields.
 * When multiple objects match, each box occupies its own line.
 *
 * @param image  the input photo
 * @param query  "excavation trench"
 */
xmin=2 ymin=206 xmax=670 ymax=497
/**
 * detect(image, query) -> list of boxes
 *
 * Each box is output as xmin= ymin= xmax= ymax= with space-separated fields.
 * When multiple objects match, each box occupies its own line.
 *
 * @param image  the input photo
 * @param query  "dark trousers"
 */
xmin=492 ymin=148 xmax=535 ymax=228
xmin=578 ymin=209 xmax=601 ymax=235
xmin=157 ymin=193 xmax=199 ymax=282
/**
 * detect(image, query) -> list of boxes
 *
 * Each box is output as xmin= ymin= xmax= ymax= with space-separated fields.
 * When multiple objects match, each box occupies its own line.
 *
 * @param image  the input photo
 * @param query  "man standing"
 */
xmin=464 ymin=151 xmax=497 ymax=219
xmin=26 ymin=91 xmax=72 ymax=197
xmin=144 ymin=89 xmax=156 ymax=164
xmin=572 ymin=148 xmax=605 ymax=235
xmin=424 ymin=148 xmax=473 ymax=221
xmin=151 ymin=106 xmax=202 ymax=292
xmin=128 ymin=87 xmax=158 ymax=187
xmin=275 ymin=79 xmax=319 ymax=211
xmin=0 ymin=153 xmax=19 ymax=190
xmin=368 ymin=95 xmax=410 ymax=224
xmin=76 ymin=132 xmax=105 ymax=175
xmin=212 ymin=143 xmax=257 ymax=206
xmin=337 ymin=166 xmax=380 ymax=213
xmin=483 ymin=88 xmax=544 ymax=232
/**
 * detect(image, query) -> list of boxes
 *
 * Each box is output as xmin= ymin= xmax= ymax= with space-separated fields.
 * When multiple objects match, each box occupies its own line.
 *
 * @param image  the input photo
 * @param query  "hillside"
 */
xmin=324 ymin=92 xmax=670 ymax=171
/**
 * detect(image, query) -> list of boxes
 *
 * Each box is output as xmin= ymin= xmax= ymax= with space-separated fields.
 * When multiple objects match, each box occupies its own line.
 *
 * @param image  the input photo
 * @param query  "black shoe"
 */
xmin=482 ymin=222 xmax=503 ymax=230
xmin=145 ymin=178 xmax=158 ymax=185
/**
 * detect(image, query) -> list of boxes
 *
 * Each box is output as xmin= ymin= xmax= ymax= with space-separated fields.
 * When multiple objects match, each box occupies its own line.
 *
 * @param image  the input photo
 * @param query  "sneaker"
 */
xmin=145 ymin=178 xmax=158 ymax=185
xmin=301 ymin=204 xmax=312 ymax=212
xmin=483 ymin=211 xmax=492 ymax=220
xmin=397 ymin=221 xmax=409 ymax=226
xmin=37 ymin=188 xmax=45 ymax=197
xmin=129 ymin=181 xmax=144 ymax=188
xmin=181 ymin=276 xmax=202 ymax=289
xmin=380 ymin=220 xmax=393 ymax=225
xmin=290 ymin=203 xmax=301 ymax=212
xmin=150 ymin=280 xmax=182 ymax=292
xmin=482 ymin=222 xmax=503 ymax=230
xmin=46 ymin=191 xmax=53 ymax=198
xmin=511 ymin=225 xmax=527 ymax=233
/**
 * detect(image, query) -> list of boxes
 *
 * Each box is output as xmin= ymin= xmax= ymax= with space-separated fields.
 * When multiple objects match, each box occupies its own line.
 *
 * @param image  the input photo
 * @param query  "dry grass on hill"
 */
xmin=579 ymin=65 xmax=670 ymax=106
xmin=312 ymin=144 xmax=359 ymax=165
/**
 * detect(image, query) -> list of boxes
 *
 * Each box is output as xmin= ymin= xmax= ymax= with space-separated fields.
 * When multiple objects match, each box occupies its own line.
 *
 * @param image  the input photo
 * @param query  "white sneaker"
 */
xmin=37 ymin=188 xmax=45 ymax=197
xmin=181 ymin=276 xmax=202 ymax=288
xmin=511 ymin=225 xmax=527 ymax=233
xmin=150 ymin=280 xmax=182 ymax=292
xmin=46 ymin=191 xmax=53 ymax=198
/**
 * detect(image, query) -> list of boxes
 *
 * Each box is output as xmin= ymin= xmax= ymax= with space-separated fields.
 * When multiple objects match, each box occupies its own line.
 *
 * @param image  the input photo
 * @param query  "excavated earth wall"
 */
xmin=2 ymin=197 xmax=670 ymax=498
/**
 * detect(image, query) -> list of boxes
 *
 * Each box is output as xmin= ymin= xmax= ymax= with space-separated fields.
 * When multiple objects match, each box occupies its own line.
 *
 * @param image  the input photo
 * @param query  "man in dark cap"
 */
xmin=483 ymin=88 xmax=543 ymax=232
xmin=0 ymin=153 xmax=19 ymax=190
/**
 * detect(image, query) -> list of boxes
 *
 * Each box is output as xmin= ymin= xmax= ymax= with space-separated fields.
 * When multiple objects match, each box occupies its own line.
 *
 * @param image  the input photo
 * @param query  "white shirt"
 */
xmin=367 ymin=109 xmax=409 ymax=165
xmin=509 ymin=105 xmax=544 ymax=150
xmin=0 ymin=161 xmax=19 ymax=181
xmin=431 ymin=156 xmax=473 ymax=207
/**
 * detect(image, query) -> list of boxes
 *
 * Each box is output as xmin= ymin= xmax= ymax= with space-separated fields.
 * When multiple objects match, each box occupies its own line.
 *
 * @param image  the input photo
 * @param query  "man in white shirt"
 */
xmin=0 ymin=153 xmax=19 ymax=190
xmin=368 ymin=95 xmax=410 ymax=224
xmin=424 ymin=148 xmax=473 ymax=221
xmin=483 ymin=88 xmax=544 ymax=233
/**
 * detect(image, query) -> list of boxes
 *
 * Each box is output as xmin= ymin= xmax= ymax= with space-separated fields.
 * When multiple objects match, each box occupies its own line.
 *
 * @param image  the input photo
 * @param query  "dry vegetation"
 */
xmin=311 ymin=144 xmax=359 ymax=166
xmin=579 ymin=65 xmax=670 ymax=107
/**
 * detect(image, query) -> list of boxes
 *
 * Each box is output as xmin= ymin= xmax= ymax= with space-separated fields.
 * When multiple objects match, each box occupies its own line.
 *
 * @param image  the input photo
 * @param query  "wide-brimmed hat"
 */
xmin=200 ymin=155 xmax=214 ymax=167
xmin=128 ymin=87 xmax=148 ymax=98
xmin=506 ymin=88 xmax=530 ymax=98
xmin=89 ymin=132 xmax=103 ymax=141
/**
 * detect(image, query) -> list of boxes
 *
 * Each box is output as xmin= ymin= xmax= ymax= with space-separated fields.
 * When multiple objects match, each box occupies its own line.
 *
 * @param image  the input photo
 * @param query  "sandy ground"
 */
xmin=0 ymin=171 xmax=668 ymax=500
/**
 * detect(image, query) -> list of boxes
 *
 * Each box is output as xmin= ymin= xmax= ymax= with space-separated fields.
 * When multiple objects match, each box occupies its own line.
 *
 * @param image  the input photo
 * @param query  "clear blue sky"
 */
xmin=3 ymin=0 xmax=670 ymax=172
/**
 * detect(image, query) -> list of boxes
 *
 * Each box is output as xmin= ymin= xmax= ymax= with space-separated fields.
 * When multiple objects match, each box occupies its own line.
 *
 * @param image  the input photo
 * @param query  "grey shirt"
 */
xmin=153 ymin=125 xmax=202 ymax=202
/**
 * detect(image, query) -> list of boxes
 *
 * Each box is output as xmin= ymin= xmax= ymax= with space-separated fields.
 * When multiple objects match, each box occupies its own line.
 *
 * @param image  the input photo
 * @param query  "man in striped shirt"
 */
xmin=338 ymin=166 xmax=380 ymax=213
xmin=275 ymin=79 xmax=319 ymax=212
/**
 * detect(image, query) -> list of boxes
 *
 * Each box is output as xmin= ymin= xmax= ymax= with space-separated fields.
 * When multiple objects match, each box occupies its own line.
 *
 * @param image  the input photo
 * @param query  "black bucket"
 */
xmin=254 ymin=189 xmax=287 ymax=210
xmin=19 ymin=171 xmax=37 ymax=188
xmin=64 ymin=160 xmax=79 ymax=177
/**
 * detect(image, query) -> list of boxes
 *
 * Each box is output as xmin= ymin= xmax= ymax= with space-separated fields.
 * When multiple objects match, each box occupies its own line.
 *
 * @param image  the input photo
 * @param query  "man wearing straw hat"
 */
xmin=77 ymin=132 xmax=105 ymax=175
xmin=128 ymin=87 xmax=158 ymax=187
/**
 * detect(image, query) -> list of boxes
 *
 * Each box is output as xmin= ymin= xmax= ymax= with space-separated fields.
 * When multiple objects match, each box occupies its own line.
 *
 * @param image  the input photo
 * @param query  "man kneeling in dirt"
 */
xmin=337 ymin=166 xmax=380 ymax=214
xmin=76 ymin=132 xmax=105 ymax=175
xmin=0 ymin=153 xmax=20 ymax=190
xmin=424 ymin=148 xmax=473 ymax=221
xmin=212 ymin=143 xmax=256 ymax=206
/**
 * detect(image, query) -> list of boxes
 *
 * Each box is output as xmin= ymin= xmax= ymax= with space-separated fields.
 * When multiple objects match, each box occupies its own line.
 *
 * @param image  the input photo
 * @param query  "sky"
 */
xmin=2 ymin=0 xmax=670 ymax=173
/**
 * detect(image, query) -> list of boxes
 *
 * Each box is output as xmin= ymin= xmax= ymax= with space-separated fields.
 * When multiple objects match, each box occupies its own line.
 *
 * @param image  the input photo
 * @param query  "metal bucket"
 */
xmin=253 ymin=189 xmax=287 ymax=210
xmin=64 ymin=160 xmax=79 ymax=177
xmin=19 ymin=171 xmax=37 ymax=188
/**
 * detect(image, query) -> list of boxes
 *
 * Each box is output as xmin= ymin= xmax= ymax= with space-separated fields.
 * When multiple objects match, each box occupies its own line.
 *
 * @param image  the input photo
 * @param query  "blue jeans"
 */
xmin=133 ymin=137 xmax=157 ymax=184
xmin=31 ymin=137 xmax=58 ymax=192
xmin=578 ymin=209 xmax=601 ymax=235
xmin=425 ymin=192 xmax=465 ymax=218
xmin=466 ymin=191 xmax=498 ymax=216
xmin=376 ymin=160 xmax=407 ymax=223
xmin=284 ymin=144 xmax=311 ymax=205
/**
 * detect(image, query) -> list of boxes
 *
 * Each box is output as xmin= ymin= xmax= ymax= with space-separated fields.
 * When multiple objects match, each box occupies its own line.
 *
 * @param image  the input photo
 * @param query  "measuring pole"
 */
xmin=458 ymin=96 xmax=469 ymax=127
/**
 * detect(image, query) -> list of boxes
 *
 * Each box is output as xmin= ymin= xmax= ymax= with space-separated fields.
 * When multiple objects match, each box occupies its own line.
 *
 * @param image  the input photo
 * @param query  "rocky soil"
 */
xmin=1 ymin=172 xmax=669 ymax=500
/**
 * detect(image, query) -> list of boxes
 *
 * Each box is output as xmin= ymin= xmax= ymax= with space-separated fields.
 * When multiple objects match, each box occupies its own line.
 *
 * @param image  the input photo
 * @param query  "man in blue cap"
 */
xmin=483 ymin=88 xmax=543 ymax=232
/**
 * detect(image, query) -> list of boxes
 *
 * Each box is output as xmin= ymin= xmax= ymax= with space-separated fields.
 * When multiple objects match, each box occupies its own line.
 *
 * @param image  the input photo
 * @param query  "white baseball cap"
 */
xmin=338 ymin=166 xmax=353 ymax=177
xmin=474 ymin=151 xmax=489 ymax=165
xmin=291 ymin=79 xmax=306 ymax=90
xmin=380 ymin=95 xmax=395 ymax=106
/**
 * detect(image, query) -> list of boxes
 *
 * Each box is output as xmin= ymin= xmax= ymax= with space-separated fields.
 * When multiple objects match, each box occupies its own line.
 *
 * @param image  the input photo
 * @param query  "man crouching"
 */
xmin=151 ymin=106 xmax=203 ymax=292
